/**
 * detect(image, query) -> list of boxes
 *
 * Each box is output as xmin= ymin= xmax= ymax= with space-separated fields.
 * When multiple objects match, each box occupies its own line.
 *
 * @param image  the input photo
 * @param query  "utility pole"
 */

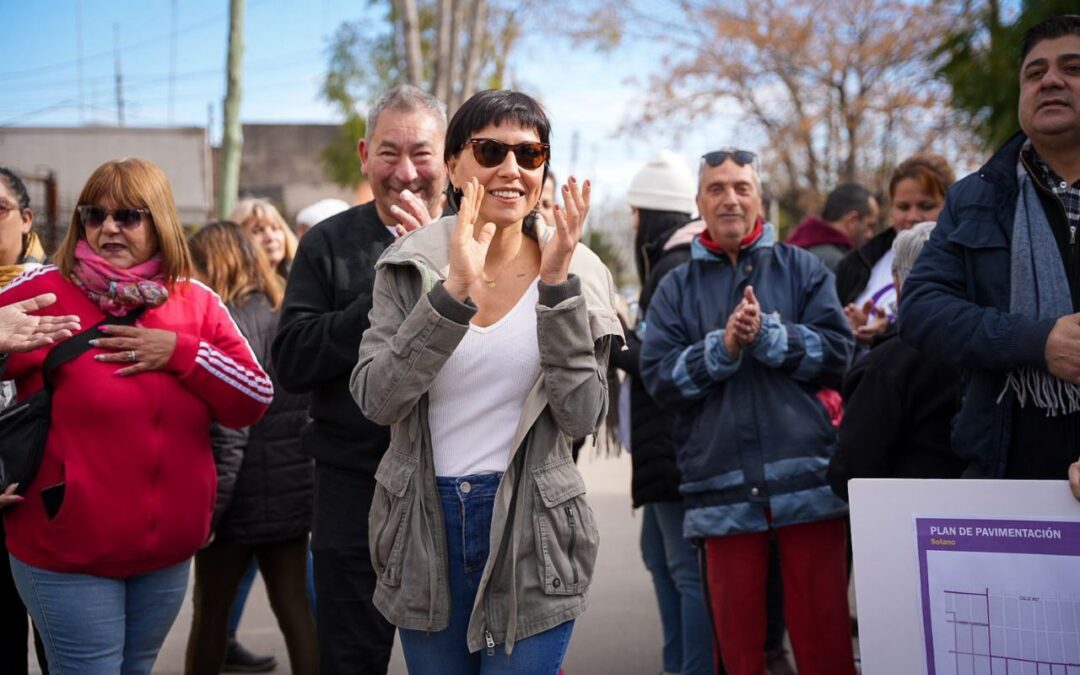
xmin=76 ymin=0 xmax=84 ymax=124
xmin=169 ymin=0 xmax=178 ymax=125
xmin=218 ymin=0 xmax=245 ymax=219
xmin=113 ymin=23 xmax=124 ymax=126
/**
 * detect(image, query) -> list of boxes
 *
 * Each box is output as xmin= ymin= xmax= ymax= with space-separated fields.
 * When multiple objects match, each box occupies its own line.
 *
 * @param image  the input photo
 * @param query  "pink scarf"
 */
xmin=71 ymin=239 xmax=169 ymax=316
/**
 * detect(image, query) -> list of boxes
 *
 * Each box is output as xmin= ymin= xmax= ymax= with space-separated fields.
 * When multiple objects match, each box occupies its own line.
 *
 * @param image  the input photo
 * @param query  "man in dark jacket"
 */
xmin=900 ymin=15 xmax=1080 ymax=487
xmin=272 ymin=85 xmax=448 ymax=675
xmin=641 ymin=149 xmax=857 ymax=674
xmin=786 ymin=183 xmax=879 ymax=272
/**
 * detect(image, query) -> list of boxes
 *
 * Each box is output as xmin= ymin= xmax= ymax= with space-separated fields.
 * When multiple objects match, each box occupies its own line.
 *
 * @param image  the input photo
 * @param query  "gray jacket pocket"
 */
xmin=531 ymin=461 xmax=599 ymax=596
xmin=369 ymin=450 xmax=418 ymax=588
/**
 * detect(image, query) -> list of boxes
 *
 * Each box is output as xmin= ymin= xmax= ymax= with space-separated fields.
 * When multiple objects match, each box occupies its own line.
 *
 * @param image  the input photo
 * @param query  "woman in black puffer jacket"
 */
xmin=184 ymin=221 xmax=317 ymax=675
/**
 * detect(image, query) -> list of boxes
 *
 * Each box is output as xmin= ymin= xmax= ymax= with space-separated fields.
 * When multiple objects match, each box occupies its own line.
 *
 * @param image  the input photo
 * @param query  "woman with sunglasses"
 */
xmin=0 ymin=158 xmax=272 ymax=674
xmin=351 ymin=89 xmax=623 ymax=674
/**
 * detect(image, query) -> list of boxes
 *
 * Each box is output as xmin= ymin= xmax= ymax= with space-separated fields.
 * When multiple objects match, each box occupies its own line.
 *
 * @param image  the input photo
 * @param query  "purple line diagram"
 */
xmin=943 ymin=587 xmax=1080 ymax=675
xmin=915 ymin=518 xmax=1080 ymax=675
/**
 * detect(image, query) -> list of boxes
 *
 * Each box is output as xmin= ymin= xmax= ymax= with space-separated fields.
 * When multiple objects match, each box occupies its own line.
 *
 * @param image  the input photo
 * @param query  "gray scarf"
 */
xmin=1000 ymin=165 xmax=1080 ymax=415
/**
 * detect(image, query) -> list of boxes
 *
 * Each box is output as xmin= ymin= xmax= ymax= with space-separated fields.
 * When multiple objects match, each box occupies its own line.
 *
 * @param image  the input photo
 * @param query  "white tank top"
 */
xmin=428 ymin=279 xmax=542 ymax=477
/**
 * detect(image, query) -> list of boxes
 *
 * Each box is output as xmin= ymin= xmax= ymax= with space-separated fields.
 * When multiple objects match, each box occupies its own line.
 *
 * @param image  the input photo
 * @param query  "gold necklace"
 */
xmin=479 ymin=240 xmax=525 ymax=289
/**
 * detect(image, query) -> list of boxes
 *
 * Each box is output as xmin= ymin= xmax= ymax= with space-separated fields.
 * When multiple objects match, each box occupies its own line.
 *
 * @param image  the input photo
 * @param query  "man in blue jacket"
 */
xmin=899 ymin=15 xmax=1080 ymax=490
xmin=640 ymin=149 xmax=856 ymax=675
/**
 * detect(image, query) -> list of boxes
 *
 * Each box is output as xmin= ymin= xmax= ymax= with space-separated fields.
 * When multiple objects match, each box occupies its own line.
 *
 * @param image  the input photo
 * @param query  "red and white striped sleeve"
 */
xmin=167 ymin=283 xmax=272 ymax=428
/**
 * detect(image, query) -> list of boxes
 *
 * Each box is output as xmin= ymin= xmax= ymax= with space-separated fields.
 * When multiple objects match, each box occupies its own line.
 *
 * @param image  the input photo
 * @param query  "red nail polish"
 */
xmin=570 ymin=176 xmax=577 ymax=183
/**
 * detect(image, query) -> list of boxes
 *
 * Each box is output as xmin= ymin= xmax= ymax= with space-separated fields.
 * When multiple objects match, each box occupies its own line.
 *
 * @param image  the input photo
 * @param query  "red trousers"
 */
xmin=704 ymin=517 xmax=856 ymax=675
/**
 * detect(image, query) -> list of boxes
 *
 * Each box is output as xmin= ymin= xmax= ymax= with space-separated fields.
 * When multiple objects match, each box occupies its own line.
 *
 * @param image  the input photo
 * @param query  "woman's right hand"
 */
xmin=0 ymin=483 xmax=23 ymax=508
xmin=445 ymin=178 xmax=496 ymax=302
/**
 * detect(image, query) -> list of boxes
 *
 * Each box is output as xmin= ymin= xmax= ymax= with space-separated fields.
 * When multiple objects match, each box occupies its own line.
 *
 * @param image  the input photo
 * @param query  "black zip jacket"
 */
xmin=272 ymin=202 xmax=395 ymax=473
xmin=213 ymin=293 xmax=312 ymax=543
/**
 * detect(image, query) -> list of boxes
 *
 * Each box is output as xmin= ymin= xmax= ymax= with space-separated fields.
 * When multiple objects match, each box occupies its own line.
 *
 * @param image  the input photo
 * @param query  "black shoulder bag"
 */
xmin=0 ymin=308 xmax=144 ymax=495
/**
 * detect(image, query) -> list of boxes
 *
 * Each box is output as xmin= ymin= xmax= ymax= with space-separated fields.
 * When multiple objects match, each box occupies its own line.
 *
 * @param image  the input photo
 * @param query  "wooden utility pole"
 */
xmin=218 ymin=0 xmax=244 ymax=219
xmin=397 ymin=0 xmax=423 ymax=85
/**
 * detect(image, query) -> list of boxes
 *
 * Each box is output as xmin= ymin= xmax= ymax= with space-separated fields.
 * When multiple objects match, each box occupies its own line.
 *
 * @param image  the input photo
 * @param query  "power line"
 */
xmin=0 ymin=0 xmax=278 ymax=82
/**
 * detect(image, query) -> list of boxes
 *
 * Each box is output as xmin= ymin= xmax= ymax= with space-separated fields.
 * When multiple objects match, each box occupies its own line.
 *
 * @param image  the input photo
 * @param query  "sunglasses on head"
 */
xmin=77 ymin=205 xmax=149 ymax=229
xmin=702 ymin=148 xmax=757 ymax=167
xmin=467 ymin=138 xmax=550 ymax=170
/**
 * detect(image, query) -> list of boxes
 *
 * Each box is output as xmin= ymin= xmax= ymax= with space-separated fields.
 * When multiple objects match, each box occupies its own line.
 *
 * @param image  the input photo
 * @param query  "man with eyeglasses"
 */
xmin=640 ymin=149 xmax=857 ymax=674
xmin=271 ymin=85 xmax=448 ymax=675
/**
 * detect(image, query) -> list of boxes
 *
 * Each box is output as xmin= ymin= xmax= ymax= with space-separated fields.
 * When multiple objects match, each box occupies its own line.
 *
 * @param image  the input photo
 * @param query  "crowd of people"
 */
xmin=0 ymin=12 xmax=1078 ymax=675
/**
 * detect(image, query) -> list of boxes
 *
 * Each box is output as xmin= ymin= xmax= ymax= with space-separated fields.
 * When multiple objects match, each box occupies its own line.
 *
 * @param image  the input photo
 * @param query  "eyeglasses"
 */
xmin=702 ymin=148 xmax=757 ymax=167
xmin=0 ymin=200 xmax=20 ymax=219
xmin=77 ymin=206 xmax=150 ymax=229
xmin=467 ymin=139 xmax=550 ymax=170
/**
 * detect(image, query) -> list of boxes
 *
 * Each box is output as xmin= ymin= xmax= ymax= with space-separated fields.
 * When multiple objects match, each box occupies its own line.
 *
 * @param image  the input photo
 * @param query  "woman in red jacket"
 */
xmin=0 ymin=158 xmax=272 ymax=674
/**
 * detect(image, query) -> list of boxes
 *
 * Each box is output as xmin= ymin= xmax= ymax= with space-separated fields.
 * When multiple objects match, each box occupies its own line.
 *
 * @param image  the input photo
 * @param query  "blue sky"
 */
xmin=1 ymin=0 xmax=750 ymax=208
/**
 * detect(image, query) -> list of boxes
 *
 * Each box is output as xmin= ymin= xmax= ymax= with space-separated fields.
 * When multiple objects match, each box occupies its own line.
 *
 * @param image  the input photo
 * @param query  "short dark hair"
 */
xmin=821 ymin=183 xmax=874 ymax=222
xmin=0 ymin=167 xmax=30 ymax=211
xmin=444 ymin=90 xmax=551 ymax=163
xmin=444 ymin=90 xmax=552 ymax=220
xmin=1021 ymin=14 xmax=1080 ymax=64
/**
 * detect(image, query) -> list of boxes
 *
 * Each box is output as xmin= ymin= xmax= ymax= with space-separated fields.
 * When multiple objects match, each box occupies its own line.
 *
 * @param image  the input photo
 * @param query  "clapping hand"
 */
xmin=444 ymin=178 xmax=497 ymax=301
xmin=390 ymin=189 xmax=445 ymax=237
xmin=723 ymin=286 xmax=762 ymax=357
xmin=539 ymin=177 xmax=590 ymax=285
xmin=0 ymin=293 xmax=80 ymax=353
xmin=845 ymin=300 xmax=888 ymax=345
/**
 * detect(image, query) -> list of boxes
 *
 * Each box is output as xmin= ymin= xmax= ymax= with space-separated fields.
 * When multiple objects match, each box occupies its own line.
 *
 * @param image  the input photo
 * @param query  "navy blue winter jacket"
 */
xmin=898 ymin=132 xmax=1065 ymax=478
xmin=640 ymin=227 xmax=853 ymax=537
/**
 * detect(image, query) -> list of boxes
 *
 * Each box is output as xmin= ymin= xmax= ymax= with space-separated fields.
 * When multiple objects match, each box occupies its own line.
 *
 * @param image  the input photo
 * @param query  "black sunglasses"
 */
xmin=467 ymin=138 xmax=550 ymax=170
xmin=702 ymin=148 xmax=757 ymax=167
xmin=77 ymin=206 xmax=150 ymax=230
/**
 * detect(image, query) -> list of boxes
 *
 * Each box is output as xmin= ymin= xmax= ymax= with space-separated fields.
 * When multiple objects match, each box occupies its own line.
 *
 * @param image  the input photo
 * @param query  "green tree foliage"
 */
xmin=936 ymin=0 xmax=1078 ymax=151
xmin=319 ymin=1 xmax=528 ymax=187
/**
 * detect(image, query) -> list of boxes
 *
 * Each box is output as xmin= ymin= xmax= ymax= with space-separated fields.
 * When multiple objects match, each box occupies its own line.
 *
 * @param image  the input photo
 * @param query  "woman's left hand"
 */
xmin=540 ymin=176 xmax=591 ymax=285
xmin=91 ymin=324 xmax=178 ymax=376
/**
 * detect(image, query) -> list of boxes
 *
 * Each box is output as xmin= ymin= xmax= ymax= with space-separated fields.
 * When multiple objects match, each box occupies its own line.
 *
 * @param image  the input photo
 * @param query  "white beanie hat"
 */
xmin=627 ymin=150 xmax=696 ymax=214
xmin=296 ymin=198 xmax=350 ymax=229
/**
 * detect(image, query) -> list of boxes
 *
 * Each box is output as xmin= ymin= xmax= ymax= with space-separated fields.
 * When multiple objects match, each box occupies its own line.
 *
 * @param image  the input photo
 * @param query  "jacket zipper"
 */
xmin=485 ymin=628 xmax=495 ymax=656
xmin=564 ymin=504 xmax=579 ymax=587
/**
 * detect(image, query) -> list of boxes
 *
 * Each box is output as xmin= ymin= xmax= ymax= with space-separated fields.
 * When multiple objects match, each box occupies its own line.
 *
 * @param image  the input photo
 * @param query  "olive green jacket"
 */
xmin=350 ymin=215 xmax=623 ymax=654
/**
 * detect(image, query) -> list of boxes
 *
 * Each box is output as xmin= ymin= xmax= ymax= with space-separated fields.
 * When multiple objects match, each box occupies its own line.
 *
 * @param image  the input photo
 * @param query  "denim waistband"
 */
xmin=435 ymin=472 xmax=502 ymax=500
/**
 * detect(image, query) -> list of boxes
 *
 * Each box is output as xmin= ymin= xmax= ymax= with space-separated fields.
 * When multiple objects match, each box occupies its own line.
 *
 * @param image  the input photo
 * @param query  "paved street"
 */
xmin=35 ymin=451 xmax=665 ymax=674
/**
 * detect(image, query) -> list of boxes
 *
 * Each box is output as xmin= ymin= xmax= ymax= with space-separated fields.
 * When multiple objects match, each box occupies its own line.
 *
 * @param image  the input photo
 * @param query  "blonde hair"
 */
xmin=189 ymin=221 xmax=284 ymax=309
xmin=57 ymin=158 xmax=192 ymax=284
xmin=230 ymin=197 xmax=298 ymax=277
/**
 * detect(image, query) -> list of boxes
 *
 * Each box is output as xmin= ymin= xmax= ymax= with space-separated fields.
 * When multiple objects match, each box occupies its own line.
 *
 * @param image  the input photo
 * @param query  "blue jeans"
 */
xmin=641 ymin=502 xmax=714 ymax=675
xmin=399 ymin=473 xmax=574 ymax=675
xmin=10 ymin=555 xmax=190 ymax=675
